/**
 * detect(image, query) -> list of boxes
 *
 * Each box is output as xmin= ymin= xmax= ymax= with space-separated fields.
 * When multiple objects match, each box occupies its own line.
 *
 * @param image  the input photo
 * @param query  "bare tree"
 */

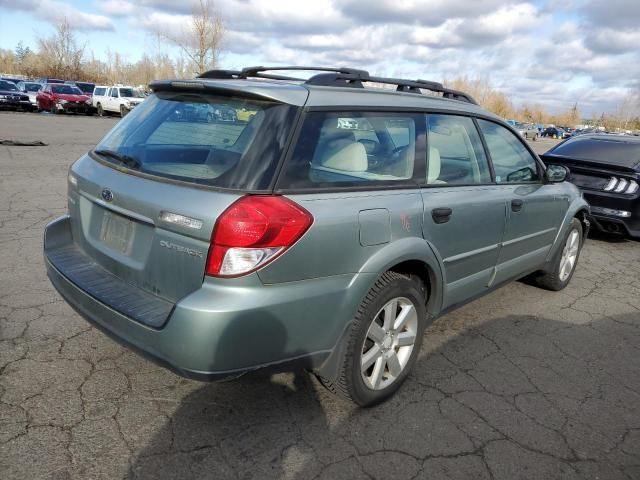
xmin=37 ymin=18 xmax=85 ymax=78
xmin=156 ymin=0 xmax=224 ymax=75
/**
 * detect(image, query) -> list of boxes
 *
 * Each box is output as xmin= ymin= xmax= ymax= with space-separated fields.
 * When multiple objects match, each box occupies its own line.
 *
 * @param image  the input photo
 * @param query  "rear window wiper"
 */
xmin=94 ymin=149 xmax=141 ymax=170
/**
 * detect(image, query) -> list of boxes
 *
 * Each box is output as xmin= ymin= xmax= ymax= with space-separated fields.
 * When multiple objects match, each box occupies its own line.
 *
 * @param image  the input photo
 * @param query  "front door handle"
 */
xmin=511 ymin=199 xmax=524 ymax=212
xmin=432 ymin=207 xmax=453 ymax=224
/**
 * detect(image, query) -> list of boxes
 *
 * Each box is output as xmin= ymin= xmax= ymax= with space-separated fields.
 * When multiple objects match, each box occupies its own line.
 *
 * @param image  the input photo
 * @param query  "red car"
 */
xmin=36 ymin=84 xmax=92 ymax=115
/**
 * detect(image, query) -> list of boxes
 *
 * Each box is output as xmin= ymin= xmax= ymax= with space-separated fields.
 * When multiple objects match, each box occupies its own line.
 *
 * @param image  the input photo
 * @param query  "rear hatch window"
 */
xmin=93 ymin=91 xmax=298 ymax=190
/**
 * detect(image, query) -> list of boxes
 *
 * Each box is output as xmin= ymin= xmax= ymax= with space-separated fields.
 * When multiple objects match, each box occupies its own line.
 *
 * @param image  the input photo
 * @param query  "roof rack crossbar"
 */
xmin=239 ymin=66 xmax=370 ymax=79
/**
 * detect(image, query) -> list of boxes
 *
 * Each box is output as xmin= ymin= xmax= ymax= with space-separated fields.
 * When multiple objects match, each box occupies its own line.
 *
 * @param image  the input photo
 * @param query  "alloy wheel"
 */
xmin=360 ymin=297 xmax=418 ymax=390
xmin=559 ymin=229 xmax=580 ymax=282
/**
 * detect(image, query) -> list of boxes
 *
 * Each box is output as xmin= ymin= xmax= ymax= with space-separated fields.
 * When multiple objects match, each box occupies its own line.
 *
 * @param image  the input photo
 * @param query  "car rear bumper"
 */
xmin=582 ymin=190 xmax=640 ymax=238
xmin=45 ymin=215 xmax=369 ymax=380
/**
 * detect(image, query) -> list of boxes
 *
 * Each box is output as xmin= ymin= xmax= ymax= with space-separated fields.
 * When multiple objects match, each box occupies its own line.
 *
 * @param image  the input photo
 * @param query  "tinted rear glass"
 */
xmin=94 ymin=92 xmax=297 ymax=190
xmin=548 ymin=137 xmax=640 ymax=168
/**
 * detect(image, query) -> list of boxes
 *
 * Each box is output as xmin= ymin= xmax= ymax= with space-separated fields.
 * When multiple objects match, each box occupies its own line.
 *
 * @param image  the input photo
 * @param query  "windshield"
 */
xmin=51 ymin=85 xmax=83 ymax=95
xmin=24 ymin=83 xmax=41 ymax=92
xmin=119 ymin=88 xmax=144 ymax=98
xmin=94 ymin=92 xmax=297 ymax=190
xmin=75 ymin=82 xmax=95 ymax=93
xmin=0 ymin=81 xmax=18 ymax=91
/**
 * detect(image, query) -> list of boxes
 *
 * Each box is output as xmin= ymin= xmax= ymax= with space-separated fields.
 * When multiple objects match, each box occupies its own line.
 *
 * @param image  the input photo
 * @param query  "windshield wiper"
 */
xmin=94 ymin=149 xmax=141 ymax=170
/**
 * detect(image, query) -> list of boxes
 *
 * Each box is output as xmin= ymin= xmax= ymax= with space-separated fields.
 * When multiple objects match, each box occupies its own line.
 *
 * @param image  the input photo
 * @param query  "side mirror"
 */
xmin=546 ymin=164 xmax=569 ymax=183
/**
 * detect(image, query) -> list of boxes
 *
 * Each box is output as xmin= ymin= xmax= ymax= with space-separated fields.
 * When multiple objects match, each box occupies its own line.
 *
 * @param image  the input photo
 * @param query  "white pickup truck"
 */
xmin=92 ymin=85 xmax=145 ymax=117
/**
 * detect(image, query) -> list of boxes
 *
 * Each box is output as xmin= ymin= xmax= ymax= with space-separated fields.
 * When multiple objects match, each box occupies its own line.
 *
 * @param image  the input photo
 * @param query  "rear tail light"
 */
xmin=205 ymin=196 xmax=313 ymax=277
xmin=603 ymin=177 xmax=638 ymax=194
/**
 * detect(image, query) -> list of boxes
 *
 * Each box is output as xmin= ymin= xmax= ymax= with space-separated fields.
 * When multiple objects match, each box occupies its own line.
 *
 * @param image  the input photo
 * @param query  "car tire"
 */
xmin=533 ymin=218 xmax=583 ymax=291
xmin=97 ymin=104 xmax=103 ymax=117
xmin=317 ymin=271 xmax=427 ymax=407
xmin=120 ymin=105 xmax=127 ymax=118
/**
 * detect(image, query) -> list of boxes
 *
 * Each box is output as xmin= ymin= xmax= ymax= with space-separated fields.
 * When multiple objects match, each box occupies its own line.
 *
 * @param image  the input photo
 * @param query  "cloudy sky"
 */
xmin=0 ymin=0 xmax=638 ymax=115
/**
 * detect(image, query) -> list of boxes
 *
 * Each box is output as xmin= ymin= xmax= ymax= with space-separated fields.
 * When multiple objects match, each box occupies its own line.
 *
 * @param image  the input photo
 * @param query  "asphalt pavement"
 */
xmin=1 ymin=111 xmax=639 ymax=479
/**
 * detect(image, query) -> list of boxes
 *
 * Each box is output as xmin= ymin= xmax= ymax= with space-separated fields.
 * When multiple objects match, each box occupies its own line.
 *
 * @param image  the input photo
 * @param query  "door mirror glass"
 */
xmin=545 ymin=164 xmax=569 ymax=183
xmin=506 ymin=166 xmax=536 ymax=183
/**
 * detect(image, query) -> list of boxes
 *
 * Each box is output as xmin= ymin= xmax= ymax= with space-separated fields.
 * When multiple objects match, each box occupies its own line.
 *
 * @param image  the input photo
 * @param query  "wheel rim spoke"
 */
xmin=396 ymin=331 xmax=416 ymax=347
xmin=370 ymin=356 xmax=386 ymax=389
xmin=393 ymin=304 xmax=416 ymax=332
xmin=383 ymin=300 xmax=397 ymax=330
xmin=386 ymin=352 xmax=402 ymax=377
xmin=361 ymin=344 xmax=382 ymax=371
xmin=367 ymin=323 xmax=386 ymax=343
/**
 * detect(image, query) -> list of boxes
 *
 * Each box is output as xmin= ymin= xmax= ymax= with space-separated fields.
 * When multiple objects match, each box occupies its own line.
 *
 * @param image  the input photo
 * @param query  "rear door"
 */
xmin=476 ymin=119 xmax=567 ymax=284
xmin=421 ymin=114 xmax=507 ymax=309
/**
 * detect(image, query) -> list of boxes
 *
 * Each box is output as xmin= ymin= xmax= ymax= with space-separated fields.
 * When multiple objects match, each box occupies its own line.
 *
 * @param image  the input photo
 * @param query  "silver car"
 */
xmin=44 ymin=66 xmax=589 ymax=406
xmin=515 ymin=122 xmax=539 ymax=140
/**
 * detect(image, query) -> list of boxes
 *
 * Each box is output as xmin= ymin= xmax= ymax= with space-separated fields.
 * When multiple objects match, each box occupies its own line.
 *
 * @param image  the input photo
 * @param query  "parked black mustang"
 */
xmin=541 ymin=134 xmax=640 ymax=238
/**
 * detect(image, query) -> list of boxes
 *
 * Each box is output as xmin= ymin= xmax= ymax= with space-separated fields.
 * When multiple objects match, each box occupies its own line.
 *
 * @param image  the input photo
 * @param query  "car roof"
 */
xmin=150 ymin=77 xmax=495 ymax=118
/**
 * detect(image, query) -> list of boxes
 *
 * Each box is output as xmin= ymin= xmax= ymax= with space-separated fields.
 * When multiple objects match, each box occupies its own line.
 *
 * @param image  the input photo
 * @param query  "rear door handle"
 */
xmin=511 ymin=199 xmax=524 ymax=212
xmin=431 ymin=207 xmax=453 ymax=224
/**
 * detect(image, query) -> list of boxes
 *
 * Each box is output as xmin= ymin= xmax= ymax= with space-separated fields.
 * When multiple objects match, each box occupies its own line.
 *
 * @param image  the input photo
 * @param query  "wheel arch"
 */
xmin=546 ymin=195 xmax=590 ymax=263
xmin=315 ymin=237 xmax=445 ymax=382
xmin=357 ymin=237 xmax=445 ymax=318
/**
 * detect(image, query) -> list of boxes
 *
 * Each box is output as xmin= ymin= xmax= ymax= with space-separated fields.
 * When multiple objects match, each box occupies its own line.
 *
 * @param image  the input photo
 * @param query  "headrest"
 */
xmin=428 ymin=147 xmax=441 ymax=182
xmin=321 ymin=141 xmax=368 ymax=172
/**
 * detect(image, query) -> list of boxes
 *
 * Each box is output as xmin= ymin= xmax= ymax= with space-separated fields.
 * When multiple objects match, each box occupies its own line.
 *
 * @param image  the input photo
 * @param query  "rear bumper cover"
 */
xmin=45 ymin=215 xmax=369 ymax=380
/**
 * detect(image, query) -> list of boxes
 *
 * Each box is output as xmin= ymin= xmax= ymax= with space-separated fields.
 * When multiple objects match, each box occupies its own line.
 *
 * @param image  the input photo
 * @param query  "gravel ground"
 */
xmin=1 ymin=111 xmax=639 ymax=480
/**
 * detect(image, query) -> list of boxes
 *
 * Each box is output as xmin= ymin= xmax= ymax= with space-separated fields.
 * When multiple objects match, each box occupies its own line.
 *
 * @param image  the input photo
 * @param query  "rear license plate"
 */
xmin=100 ymin=211 xmax=136 ymax=255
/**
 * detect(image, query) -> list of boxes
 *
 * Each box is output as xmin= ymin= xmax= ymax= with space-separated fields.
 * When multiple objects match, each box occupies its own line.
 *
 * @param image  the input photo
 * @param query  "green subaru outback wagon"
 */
xmin=45 ymin=67 xmax=589 ymax=406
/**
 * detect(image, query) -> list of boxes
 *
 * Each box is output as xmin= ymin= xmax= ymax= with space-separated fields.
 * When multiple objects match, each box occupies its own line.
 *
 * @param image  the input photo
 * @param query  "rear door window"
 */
xmin=278 ymin=111 xmax=425 ymax=190
xmin=426 ymin=114 xmax=492 ymax=185
xmin=93 ymin=92 xmax=297 ymax=191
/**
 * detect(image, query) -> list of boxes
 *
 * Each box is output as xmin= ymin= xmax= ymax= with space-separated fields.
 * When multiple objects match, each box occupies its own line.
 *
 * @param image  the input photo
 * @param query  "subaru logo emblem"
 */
xmin=101 ymin=188 xmax=114 ymax=202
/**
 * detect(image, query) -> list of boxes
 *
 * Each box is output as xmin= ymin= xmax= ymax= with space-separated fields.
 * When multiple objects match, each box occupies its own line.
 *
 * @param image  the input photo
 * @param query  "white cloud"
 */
xmin=4 ymin=0 xmax=639 ymax=114
xmin=98 ymin=0 xmax=136 ymax=17
xmin=0 ymin=0 xmax=114 ymax=30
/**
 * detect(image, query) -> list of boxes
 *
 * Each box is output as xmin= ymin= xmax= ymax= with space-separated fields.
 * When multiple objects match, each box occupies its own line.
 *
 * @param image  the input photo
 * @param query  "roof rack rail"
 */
xmin=196 ymin=66 xmax=478 ymax=105
xmin=305 ymin=72 xmax=478 ymax=105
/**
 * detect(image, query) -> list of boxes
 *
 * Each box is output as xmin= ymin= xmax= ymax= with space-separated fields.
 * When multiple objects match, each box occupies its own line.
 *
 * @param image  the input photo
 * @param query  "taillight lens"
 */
xmin=205 ymin=196 xmax=313 ymax=277
xmin=603 ymin=177 xmax=639 ymax=194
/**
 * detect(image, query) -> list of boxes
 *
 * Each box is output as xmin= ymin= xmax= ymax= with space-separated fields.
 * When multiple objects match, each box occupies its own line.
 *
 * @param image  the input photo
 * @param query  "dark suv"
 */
xmin=44 ymin=67 xmax=589 ymax=406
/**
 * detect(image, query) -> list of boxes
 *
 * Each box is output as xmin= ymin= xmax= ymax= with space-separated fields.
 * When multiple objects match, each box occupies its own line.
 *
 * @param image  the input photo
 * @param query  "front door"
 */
xmin=421 ymin=114 xmax=507 ymax=309
xmin=108 ymin=88 xmax=119 ymax=112
xmin=476 ymin=119 xmax=566 ymax=285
